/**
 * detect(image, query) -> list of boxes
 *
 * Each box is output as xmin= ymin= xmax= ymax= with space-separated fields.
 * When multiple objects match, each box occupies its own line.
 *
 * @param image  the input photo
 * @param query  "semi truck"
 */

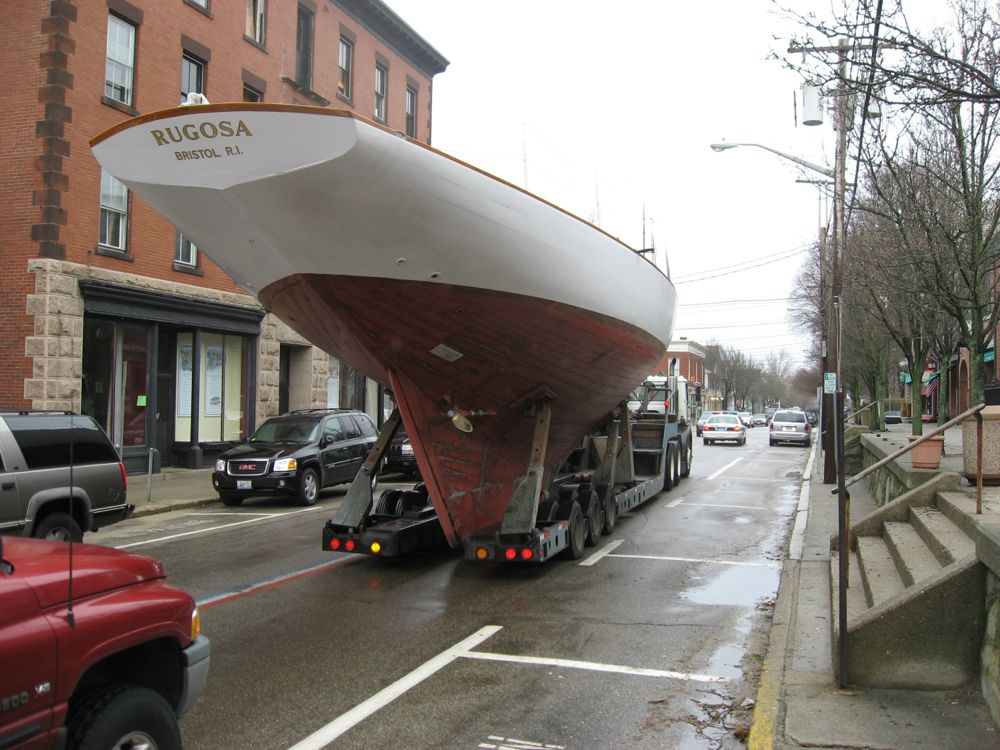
xmin=322 ymin=375 xmax=694 ymax=563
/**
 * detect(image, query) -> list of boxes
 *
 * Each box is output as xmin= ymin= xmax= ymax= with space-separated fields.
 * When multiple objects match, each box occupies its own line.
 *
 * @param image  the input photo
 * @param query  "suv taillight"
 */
xmin=119 ymin=462 xmax=127 ymax=492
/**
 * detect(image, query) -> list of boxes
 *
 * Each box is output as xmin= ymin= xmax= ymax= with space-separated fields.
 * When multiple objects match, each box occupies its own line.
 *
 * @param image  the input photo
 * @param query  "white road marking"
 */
xmin=114 ymin=506 xmax=327 ymax=549
xmin=717 ymin=476 xmax=788 ymax=483
xmin=461 ymin=650 xmax=726 ymax=683
xmin=609 ymin=553 xmax=778 ymax=567
xmin=479 ymin=735 xmax=565 ymax=750
xmin=666 ymin=495 xmax=686 ymax=507
xmin=184 ymin=511 xmax=279 ymax=516
xmin=287 ymin=626 xmax=503 ymax=750
xmin=578 ymin=538 xmax=624 ymax=566
xmin=706 ymin=457 xmax=742 ymax=480
xmin=683 ymin=502 xmax=772 ymax=510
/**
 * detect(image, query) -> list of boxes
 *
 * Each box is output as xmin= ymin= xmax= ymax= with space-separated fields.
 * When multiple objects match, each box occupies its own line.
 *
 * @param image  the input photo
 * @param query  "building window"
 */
xmin=176 ymin=234 xmax=198 ymax=267
xmin=246 ymin=0 xmax=266 ymax=45
xmin=338 ymin=38 xmax=353 ymax=99
xmin=374 ymin=64 xmax=387 ymax=122
xmin=99 ymin=170 xmax=128 ymax=251
xmin=295 ymin=5 xmax=314 ymax=89
xmin=181 ymin=53 xmax=205 ymax=103
xmin=405 ymin=86 xmax=417 ymax=137
xmin=243 ymin=84 xmax=262 ymax=102
xmin=105 ymin=15 xmax=136 ymax=106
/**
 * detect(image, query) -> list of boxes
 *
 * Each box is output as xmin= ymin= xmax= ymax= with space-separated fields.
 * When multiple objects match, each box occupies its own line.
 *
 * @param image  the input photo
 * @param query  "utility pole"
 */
xmin=789 ymin=36 xmax=853 ymax=689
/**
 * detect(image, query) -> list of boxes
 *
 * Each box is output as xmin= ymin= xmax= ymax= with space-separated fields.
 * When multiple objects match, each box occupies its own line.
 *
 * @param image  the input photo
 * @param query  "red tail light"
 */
xmin=119 ymin=462 xmax=128 ymax=492
xmin=345 ymin=539 xmax=356 ymax=552
xmin=505 ymin=548 xmax=517 ymax=560
xmin=330 ymin=538 xmax=341 ymax=551
xmin=521 ymin=548 xmax=534 ymax=560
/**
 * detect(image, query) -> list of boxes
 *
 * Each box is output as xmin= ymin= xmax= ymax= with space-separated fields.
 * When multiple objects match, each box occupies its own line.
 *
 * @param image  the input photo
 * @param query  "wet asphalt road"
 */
xmin=90 ymin=427 xmax=807 ymax=749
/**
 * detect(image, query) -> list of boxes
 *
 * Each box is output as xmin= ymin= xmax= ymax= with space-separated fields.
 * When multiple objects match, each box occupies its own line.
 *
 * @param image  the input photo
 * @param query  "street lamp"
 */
xmin=711 ymin=139 xmax=839 ymax=485
xmin=710 ymin=142 xmax=834 ymax=178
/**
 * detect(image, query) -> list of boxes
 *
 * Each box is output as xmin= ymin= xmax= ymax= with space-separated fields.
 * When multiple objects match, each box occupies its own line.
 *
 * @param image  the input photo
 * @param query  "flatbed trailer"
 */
xmin=322 ymin=376 xmax=693 ymax=563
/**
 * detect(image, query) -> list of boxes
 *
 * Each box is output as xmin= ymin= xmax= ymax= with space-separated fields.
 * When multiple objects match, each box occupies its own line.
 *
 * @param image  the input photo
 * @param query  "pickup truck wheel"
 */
xmin=68 ymin=685 xmax=180 ymax=750
xmin=219 ymin=493 xmax=243 ymax=507
xmin=296 ymin=467 xmax=319 ymax=506
xmin=33 ymin=511 xmax=83 ymax=543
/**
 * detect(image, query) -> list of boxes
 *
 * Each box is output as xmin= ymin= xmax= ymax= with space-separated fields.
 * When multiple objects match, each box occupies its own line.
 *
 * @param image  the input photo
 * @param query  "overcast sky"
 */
xmin=383 ymin=0 xmax=839 ymax=370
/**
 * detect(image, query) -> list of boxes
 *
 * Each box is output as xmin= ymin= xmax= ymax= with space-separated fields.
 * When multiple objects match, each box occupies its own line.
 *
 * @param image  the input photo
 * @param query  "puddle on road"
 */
xmin=681 ymin=563 xmax=781 ymax=607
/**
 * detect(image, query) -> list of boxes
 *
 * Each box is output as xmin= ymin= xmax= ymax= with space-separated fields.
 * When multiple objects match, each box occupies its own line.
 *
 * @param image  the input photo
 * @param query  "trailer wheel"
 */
xmin=663 ymin=444 xmax=675 ymax=491
xmin=557 ymin=500 xmax=586 ymax=559
xmin=374 ymin=489 xmax=403 ymax=516
xmin=579 ymin=490 xmax=602 ymax=546
xmin=671 ymin=445 xmax=681 ymax=486
xmin=680 ymin=438 xmax=692 ymax=478
xmin=601 ymin=491 xmax=617 ymax=534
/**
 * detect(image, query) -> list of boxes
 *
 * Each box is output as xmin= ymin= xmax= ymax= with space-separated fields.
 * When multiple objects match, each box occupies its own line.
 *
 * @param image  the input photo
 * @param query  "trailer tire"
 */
xmin=680 ymin=438 xmax=692 ymax=478
xmin=374 ymin=489 xmax=403 ymax=516
xmin=579 ymin=490 xmax=602 ymax=546
xmin=663 ymin=444 xmax=675 ymax=492
xmin=672 ymin=445 xmax=681 ymax=485
xmin=557 ymin=500 xmax=586 ymax=560
xmin=601 ymin=491 xmax=617 ymax=534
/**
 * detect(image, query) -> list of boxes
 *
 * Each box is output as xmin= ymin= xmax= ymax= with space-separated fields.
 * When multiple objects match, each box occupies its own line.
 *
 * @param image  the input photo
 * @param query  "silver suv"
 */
xmin=768 ymin=409 xmax=812 ymax=447
xmin=0 ymin=411 xmax=132 ymax=541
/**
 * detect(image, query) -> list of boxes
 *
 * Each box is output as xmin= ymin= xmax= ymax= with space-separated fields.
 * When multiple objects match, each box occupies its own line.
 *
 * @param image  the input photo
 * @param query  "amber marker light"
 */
xmin=476 ymin=548 xmax=489 ymax=560
xmin=370 ymin=542 xmax=382 ymax=554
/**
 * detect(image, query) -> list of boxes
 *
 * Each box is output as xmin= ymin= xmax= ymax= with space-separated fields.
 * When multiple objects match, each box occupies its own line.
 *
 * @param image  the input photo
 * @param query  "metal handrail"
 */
xmin=842 ymin=402 xmax=986 ymax=510
xmin=844 ymin=400 xmax=879 ymax=424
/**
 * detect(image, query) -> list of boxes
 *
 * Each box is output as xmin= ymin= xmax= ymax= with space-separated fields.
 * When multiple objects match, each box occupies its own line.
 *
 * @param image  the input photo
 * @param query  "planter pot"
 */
xmin=908 ymin=434 xmax=944 ymax=469
xmin=963 ymin=405 xmax=1000 ymax=484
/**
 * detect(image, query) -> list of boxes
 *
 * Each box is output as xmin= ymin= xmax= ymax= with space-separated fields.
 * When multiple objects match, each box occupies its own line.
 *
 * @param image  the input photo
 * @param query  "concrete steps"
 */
xmin=830 ymin=481 xmax=985 ymax=689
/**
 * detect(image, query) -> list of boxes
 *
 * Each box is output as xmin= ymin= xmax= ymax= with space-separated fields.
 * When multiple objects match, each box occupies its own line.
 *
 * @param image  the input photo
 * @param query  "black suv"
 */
xmin=0 ymin=411 xmax=131 ymax=542
xmin=212 ymin=409 xmax=378 ymax=506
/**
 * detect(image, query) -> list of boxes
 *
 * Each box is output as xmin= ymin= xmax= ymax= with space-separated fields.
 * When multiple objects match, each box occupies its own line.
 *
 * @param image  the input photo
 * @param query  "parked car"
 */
xmin=752 ymin=414 xmax=767 ymax=426
xmin=383 ymin=426 xmax=421 ymax=478
xmin=702 ymin=414 xmax=746 ymax=445
xmin=0 ymin=535 xmax=210 ymax=749
xmin=884 ymin=410 xmax=903 ymax=425
xmin=696 ymin=411 xmax=722 ymax=437
xmin=0 ymin=410 xmax=131 ymax=542
xmin=212 ymin=409 xmax=378 ymax=506
xmin=769 ymin=409 xmax=812 ymax=447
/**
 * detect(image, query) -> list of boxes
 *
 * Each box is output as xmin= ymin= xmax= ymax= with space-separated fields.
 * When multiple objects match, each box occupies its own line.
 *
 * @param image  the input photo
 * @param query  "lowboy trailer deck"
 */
xmin=322 ymin=376 xmax=693 ymax=563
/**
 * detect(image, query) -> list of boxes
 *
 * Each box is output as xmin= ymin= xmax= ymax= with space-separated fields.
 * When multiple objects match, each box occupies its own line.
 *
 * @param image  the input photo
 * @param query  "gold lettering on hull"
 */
xmin=151 ymin=120 xmax=253 ymax=146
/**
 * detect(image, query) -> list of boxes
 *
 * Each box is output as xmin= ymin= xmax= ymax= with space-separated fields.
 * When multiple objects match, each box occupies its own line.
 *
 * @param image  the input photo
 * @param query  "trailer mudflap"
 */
xmin=465 ymin=519 xmax=571 ymax=563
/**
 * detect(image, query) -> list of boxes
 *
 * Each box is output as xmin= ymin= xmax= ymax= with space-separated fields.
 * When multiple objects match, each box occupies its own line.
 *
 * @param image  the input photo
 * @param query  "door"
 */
xmin=320 ymin=417 xmax=352 ymax=485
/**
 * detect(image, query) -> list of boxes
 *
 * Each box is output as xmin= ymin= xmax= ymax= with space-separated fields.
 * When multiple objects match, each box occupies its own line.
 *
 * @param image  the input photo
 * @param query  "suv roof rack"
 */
xmin=0 ymin=409 xmax=77 ymax=415
xmin=285 ymin=408 xmax=353 ymax=415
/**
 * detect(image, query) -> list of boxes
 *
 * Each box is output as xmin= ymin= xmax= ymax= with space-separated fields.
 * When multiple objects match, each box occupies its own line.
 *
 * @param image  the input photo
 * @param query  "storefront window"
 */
xmin=82 ymin=318 xmax=147 ymax=449
xmin=175 ymin=332 xmax=246 ymax=442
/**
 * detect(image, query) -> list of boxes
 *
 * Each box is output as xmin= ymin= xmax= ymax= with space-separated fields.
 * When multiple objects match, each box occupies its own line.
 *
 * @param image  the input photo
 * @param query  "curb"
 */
xmin=131 ymin=496 xmax=220 ymax=518
xmin=747 ymin=441 xmax=817 ymax=749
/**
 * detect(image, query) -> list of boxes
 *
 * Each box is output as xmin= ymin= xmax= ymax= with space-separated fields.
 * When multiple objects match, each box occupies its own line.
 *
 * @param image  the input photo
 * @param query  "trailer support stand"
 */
xmin=500 ymin=398 xmax=553 ymax=535
xmin=331 ymin=408 xmax=403 ymax=528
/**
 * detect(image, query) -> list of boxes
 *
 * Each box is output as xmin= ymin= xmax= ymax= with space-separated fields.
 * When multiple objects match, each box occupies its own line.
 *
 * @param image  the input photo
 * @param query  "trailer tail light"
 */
xmin=521 ymin=548 xmax=534 ymax=560
xmin=345 ymin=539 xmax=356 ymax=552
xmin=504 ymin=548 xmax=517 ymax=560
xmin=370 ymin=542 xmax=382 ymax=554
xmin=475 ymin=547 xmax=489 ymax=560
xmin=329 ymin=538 xmax=341 ymax=551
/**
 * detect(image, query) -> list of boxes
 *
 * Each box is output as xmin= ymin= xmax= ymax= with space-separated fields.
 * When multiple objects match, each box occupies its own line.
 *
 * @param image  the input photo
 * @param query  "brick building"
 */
xmin=650 ymin=337 xmax=706 ymax=413
xmin=1 ymin=0 xmax=447 ymax=471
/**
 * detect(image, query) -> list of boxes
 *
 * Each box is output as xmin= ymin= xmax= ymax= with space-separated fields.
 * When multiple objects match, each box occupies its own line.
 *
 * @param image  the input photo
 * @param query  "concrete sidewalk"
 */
xmin=127 ymin=466 xmax=220 ymax=517
xmin=750 ymin=425 xmax=1000 ymax=749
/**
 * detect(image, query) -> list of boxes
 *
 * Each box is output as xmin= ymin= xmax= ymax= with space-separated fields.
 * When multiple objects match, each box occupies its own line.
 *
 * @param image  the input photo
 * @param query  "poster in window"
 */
xmin=178 ymin=340 xmax=193 ymax=417
xmin=205 ymin=345 xmax=223 ymax=416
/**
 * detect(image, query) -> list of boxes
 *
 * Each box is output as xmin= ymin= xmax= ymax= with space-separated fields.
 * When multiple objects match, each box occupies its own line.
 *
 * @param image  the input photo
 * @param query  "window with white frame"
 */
xmin=246 ymin=0 xmax=266 ymax=45
xmin=181 ymin=53 xmax=205 ymax=103
xmin=243 ymin=84 xmax=261 ymax=102
xmin=338 ymin=38 xmax=353 ymax=99
xmin=104 ymin=15 xmax=136 ymax=106
xmin=374 ymin=64 xmax=387 ymax=122
xmin=405 ymin=86 xmax=417 ymax=137
xmin=99 ymin=170 xmax=129 ymax=251
xmin=176 ymin=234 xmax=198 ymax=267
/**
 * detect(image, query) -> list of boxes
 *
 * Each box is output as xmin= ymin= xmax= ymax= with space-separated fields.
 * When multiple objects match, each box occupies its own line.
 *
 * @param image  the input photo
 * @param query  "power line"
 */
xmin=679 ymin=296 xmax=791 ymax=307
xmin=674 ymin=247 xmax=808 ymax=284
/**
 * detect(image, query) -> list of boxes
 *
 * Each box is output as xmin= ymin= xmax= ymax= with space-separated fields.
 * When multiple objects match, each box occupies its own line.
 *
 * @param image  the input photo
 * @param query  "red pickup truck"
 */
xmin=0 ymin=536 xmax=210 ymax=749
